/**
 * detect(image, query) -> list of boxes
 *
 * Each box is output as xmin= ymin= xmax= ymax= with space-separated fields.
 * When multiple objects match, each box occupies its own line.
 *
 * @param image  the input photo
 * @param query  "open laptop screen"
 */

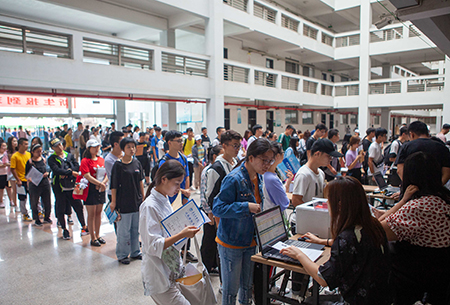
xmin=374 ymin=172 xmax=387 ymax=189
xmin=254 ymin=207 xmax=286 ymax=249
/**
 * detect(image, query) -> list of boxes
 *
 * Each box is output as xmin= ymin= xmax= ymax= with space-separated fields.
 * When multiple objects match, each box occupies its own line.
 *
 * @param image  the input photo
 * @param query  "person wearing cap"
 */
xmin=25 ymin=143 xmax=52 ymax=227
xmin=48 ymin=138 xmax=88 ymax=240
xmin=437 ymin=123 xmax=450 ymax=143
xmin=192 ymin=134 xmax=205 ymax=192
xmin=80 ymin=139 xmax=108 ymax=247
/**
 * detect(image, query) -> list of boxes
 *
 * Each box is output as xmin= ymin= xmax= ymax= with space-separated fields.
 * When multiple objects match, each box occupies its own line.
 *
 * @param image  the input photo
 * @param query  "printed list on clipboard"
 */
xmin=161 ymin=199 xmax=209 ymax=249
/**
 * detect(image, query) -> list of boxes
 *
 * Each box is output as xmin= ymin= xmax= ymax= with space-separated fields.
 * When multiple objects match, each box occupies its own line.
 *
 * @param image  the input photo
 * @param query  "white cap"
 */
xmin=195 ymin=135 xmax=202 ymax=141
xmin=86 ymin=139 xmax=101 ymax=148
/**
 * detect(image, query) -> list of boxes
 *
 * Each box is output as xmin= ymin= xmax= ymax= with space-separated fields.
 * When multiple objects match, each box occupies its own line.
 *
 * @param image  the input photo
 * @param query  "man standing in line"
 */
xmin=211 ymin=126 xmax=225 ymax=147
xmin=183 ymin=128 xmax=196 ymax=191
xmin=304 ymin=123 xmax=328 ymax=161
xmin=323 ymin=129 xmax=340 ymax=182
xmin=72 ymin=122 xmax=83 ymax=161
xmin=10 ymin=138 xmax=32 ymax=221
xmin=278 ymin=125 xmax=295 ymax=151
xmin=247 ymin=124 xmax=263 ymax=148
xmin=368 ymin=128 xmax=387 ymax=185
xmin=388 ymin=126 xmax=409 ymax=165
xmin=150 ymin=127 xmax=163 ymax=162
xmin=436 ymin=123 xmax=450 ymax=143
xmin=201 ymin=127 xmax=211 ymax=148
xmin=361 ymin=127 xmax=376 ymax=184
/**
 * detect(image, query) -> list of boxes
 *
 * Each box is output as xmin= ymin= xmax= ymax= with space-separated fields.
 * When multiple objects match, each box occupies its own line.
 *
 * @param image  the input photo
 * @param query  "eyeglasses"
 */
xmin=171 ymin=139 xmax=183 ymax=143
xmin=256 ymin=156 xmax=275 ymax=165
xmin=228 ymin=143 xmax=241 ymax=150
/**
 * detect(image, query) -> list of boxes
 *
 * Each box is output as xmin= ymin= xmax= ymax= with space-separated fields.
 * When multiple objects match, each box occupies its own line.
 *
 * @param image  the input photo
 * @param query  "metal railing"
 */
xmin=335 ymin=84 xmax=359 ymax=96
xmin=303 ymin=24 xmax=318 ymax=40
xmin=370 ymin=27 xmax=403 ymax=43
xmin=255 ymin=70 xmax=276 ymax=87
xmin=0 ymin=22 xmax=71 ymax=58
xmin=369 ymin=82 xmax=401 ymax=94
xmin=224 ymin=64 xmax=249 ymax=83
xmin=321 ymin=84 xmax=333 ymax=96
xmin=303 ymin=80 xmax=318 ymax=94
xmin=254 ymin=2 xmax=276 ymax=23
xmin=322 ymin=33 xmax=333 ymax=46
xmin=281 ymin=14 xmax=299 ymax=32
xmin=407 ymin=78 xmax=445 ymax=92
xmin=409 ymin=25 xmax=421 ymax=37
xmin=223 ymin=0 xmax=248 ymax=12
xmin=83 ymin=39 xmax=153 ymax=69
xmin=281 ymin=76 xmax=299 ymax=90
xmin=161 ymin=52 xmax=208 ymax=77
xmin=336 ymin=34 xmax=360 ymax=47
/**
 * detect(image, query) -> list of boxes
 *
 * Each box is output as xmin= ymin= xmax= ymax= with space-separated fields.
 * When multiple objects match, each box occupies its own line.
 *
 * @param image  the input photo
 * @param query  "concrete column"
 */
xmin=160 ymin=29 xmax=176 ymax=48
xmin=358 ymin=1 xmax=372 ymax=134
xmin=116 ymin=99 xmax=127 ymax=129
xmin=380 ymin=108 xmax=391 ymax=137
xmin=161 ymin=102 xmax=177 ymax=130
xmin=205 ymin=0 xmax=225 ymax=133
xmin=72 ymin=33 xmax=83 ymax=61
xmin=443 ymin=56 xmax=450 ymax=123
xmin=382 ymin=63 xmax=391 ymax=79
xmin=436 ymin=109 xmax=442 ymax=134
xmin=275 ymin=10 xmax=282 ymax=27
xmin=247 ymin=0 xmax=254 ymax=16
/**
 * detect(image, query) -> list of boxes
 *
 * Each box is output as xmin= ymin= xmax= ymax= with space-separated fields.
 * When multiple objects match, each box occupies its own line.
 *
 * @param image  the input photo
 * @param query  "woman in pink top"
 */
xmin=0 ymin=140 xmax=10 ymax=208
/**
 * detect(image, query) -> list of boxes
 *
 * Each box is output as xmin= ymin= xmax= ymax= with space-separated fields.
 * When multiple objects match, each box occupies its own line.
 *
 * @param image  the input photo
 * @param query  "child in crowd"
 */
xmin=110 ymin=137 xmax=144 ymax=264
xmin=140 ymin=160 xmax=200 ymax=305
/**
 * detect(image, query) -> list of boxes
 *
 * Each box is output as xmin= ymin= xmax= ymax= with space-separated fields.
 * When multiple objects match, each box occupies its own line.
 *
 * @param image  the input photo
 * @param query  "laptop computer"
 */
xmin=373 ymin=172 xmax=400 ymax=195
xmin=253 ymin=206 xmax=324 ymax=265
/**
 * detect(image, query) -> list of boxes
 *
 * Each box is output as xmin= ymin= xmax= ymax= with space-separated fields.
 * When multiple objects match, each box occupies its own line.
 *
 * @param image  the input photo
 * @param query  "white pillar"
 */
xmin=247 ymin=0 xmax=254 ymax=16
xmin=436 ymin=109 xmax=442 ymax=134
xmin=380 ymin=108 xmax=391 ymax=138
xmin=443 ymin=56 xmax=450 ymax=124
xmin=358 ymin=1 xmax=371 ymax=134
xmin=160 ymin=29 xmax=176 ymax=48
xmin=382 ymin=63 xmax=391 ymax=79
xmin=72 ymin=33 xmax=83 ymax=61
xmin=116 ymin=99 xmax=127 ymax=129
xmin=161 ymin=102 xmax=177 ymax=130
xmin=205 ymin=0 xmax=225 ymax=133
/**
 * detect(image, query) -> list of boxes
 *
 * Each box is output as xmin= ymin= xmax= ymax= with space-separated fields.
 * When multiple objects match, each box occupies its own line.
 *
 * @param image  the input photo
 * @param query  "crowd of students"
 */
xmin=1 ymin=119 xmax=450 ymax=305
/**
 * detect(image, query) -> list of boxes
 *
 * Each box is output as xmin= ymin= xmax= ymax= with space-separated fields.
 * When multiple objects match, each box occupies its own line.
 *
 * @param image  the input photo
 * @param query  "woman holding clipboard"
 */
xmin=140 ymin=159 xmax=200 ymax=305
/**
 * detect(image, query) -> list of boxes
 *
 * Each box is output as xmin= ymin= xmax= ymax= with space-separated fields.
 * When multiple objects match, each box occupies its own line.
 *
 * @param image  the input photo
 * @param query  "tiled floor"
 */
xmin=0 ymin=192 xmax=222 ymax=305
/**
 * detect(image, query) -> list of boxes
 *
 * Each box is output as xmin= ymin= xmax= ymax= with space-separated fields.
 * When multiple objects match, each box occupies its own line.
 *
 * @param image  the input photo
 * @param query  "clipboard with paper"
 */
xmin=161 ymin=199 xmax=208 ymax=246
xmin=25 ymin=166 xmax=44 ymax=186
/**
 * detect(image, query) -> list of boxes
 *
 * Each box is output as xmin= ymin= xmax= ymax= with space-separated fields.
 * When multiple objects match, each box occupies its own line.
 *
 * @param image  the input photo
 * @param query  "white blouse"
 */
xmin=139 ymin=189 xmax=185 ymax=296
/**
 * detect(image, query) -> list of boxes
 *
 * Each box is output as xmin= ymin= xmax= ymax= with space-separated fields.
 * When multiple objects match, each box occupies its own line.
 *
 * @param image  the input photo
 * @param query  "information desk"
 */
xmin=251 ymin=234 xmax=333 ymax=305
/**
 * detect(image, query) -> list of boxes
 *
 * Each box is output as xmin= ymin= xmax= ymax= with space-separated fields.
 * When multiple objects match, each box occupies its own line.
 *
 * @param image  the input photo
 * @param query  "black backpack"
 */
xmin=206 ymin=161 xmax=227 ymax=210
xmin=150 ymin=154 xmax=188 ymax=181
xmin=383 ymin=140 xmax=400 ymax=167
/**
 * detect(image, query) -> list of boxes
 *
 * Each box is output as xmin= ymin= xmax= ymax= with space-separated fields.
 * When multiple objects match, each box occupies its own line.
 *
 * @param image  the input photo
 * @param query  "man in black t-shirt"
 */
xmin=110 ymin=137 xmax=144 ymax=264
xmin=396 ymin=121 xmax=450 ymax=185
xmin=361 ymin=128 xmax=375 ymax=184
xmin=305 ymin=123 xmax=328 ymax=161
xmin=201 ymin=127 xmax=211 ymax=148
xmin=135 ymin=132 xmax=150 ymax=185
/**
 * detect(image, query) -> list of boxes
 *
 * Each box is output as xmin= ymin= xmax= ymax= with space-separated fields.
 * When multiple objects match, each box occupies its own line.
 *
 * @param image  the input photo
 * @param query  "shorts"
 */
xmin=84 ymin=186 xmax=106 ymax=206
xmin=0 ymin=175 xmax=7 ymax=189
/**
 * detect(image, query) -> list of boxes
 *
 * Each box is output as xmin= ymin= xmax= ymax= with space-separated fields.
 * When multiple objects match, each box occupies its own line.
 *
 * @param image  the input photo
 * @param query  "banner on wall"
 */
xmin=0 ymin=95 xmax=69 ymax=108
xmin=275 ymin=110 xmax=282 ymax=127
xmin=176 ymin=103 xmax=203 ymax=123
xmin=237 ymin=108 xmax=241 ymax=124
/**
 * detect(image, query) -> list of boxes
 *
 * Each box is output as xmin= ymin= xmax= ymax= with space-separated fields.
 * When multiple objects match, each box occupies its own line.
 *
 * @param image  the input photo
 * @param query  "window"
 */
xmin=248 ymin=109 xmax=257 ymax=129
xmin=321 ymin=114 xmax=326 ymax=124
xmin=302 ymin=111 xmax=313 ymax=125
xmin=330 ymin=75 xmax=335 ymax=82
xmin=224 ymin=48 xmax=228 ymax=59
xmin=350 ymin=114 xmax=358 ymax=124
xmin=285 ymin=61 xmax=299 ymax=74
xmin=266 ymin=58 xmax=274 ymax=69
xmin=374 ymin=116 xmax=380 ymax=125
xmin=285 ymin=110 xmax=298 ymax=124
xmin=341 ymin=114 xmax=348 ymax=125
xmin=224 ymin=109 xmax=230 ymax=130
xmin=322 ymin=73 xmax=327 ymax=81
xmin=303 ymin=66 xmax=311 ymax=77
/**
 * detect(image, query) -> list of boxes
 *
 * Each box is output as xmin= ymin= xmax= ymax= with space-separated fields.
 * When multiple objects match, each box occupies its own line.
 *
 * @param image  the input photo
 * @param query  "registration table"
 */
xmin=251 ymin=234 xmax=336 ymax=305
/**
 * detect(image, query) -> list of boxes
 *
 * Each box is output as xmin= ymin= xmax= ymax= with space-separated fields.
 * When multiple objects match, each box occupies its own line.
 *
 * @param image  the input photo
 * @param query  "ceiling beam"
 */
xmin=396 ymin=0 xmax=450 ymax=20
xmin=169 ymin=12 xmax=203 ymax=29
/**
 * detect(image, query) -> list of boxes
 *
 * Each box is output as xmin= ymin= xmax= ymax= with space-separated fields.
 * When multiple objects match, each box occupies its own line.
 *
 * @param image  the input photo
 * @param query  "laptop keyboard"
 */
xmin=288 ymin=240 xmax=311 ymax=248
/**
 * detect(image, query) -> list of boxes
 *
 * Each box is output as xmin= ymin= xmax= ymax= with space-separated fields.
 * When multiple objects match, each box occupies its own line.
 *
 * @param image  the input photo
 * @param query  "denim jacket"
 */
xmin=213 ymin=161 xmax=264 ymax=247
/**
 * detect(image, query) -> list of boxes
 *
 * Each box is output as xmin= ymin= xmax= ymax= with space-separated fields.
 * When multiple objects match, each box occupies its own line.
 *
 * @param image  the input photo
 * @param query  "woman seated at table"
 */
xmin=281 ymin=176 xmax=391 ymax=305
xmin=379 ymin=152 xmax=450 ymax=305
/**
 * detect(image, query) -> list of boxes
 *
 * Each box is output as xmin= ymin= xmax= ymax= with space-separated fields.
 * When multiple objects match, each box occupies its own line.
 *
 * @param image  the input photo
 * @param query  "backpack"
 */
xmin=150 ymin=154 xmax=188 ymax=181
xmin=206 ymin=161 xmax=227 ymax=210
xmin=383 ymin=139 xmax=400 ymax=167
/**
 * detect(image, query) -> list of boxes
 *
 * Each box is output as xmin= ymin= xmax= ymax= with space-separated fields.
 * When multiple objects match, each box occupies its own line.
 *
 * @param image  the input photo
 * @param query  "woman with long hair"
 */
xmin=6 ymin=137 xmax=18 ymax=207
xmin=213 ymin=138 xmax=274 ymax=305
xmin=281 ymin=176 xmax=391 ymax=305
xmin=284 ymin=136 xmax=300 ymax=161
xmin=140 ymin=159 xmax=200 ymax=304
xmin=80 ymin=139 xmax=108 ymax=247
xmin=380 ymin=152 xmax=450 ymax=305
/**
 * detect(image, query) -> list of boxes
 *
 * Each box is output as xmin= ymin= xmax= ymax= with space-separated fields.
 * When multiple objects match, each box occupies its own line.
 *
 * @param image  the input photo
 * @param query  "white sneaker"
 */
xmin=189 ymin=186 xmax=196 ymax=191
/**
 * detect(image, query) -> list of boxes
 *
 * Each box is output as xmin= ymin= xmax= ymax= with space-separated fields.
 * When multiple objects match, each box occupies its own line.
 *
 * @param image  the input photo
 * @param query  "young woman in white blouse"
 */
xmin=139 ymin=159 xmax=200 ymax=305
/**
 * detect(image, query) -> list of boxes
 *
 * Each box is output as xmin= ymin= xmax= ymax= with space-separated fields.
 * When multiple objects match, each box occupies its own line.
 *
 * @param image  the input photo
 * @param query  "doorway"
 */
xmin=248 ymin=109 xmax=257 ymax=129
xmin=224 ymin=109 xmax=230 ymax=130
xmin=266 ymin=111 xmax=274 ymax=132
xmin=329 ymin=114 xmax=334 ymax=129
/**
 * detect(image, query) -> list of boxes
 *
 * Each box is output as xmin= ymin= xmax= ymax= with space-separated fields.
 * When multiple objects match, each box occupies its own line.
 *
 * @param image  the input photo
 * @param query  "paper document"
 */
xmin=161 ymin=199 xmax=208 ymax=246
xmin=104 ymin=202 xmax=118 ymax=224
xmin=17 ymin=185 xmax=26 ymax=195
xmin=25 ymin=166 xmax=44 ymax=186
xmin=271 ymin=241 xmax=323 ymax=262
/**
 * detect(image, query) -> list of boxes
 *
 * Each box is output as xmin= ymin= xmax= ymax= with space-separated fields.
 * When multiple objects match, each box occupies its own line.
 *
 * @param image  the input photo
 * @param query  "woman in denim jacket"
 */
xmin=213 ymin=138 xmax=275 ymax=305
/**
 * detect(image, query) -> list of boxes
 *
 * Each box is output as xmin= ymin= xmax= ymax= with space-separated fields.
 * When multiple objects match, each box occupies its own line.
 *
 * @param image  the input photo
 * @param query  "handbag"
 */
xmin=175 ymin=237 xmax=217 ymax=305
xmin=72 ymin=175 xmax=89 ymax=201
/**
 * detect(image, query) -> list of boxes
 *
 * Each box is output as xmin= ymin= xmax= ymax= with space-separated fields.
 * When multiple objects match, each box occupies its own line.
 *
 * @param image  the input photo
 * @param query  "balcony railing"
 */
xmin=281 ymin=76 xmax=299 ymax=90
xmin=321 ymin=84 xmax=333 ymax=96
xmin=336 ymin=34 xmax=360 ymax=47
xmin=0 ymin=22 xmax=71 ymax=58
xmin=254 ymin=2 xmax=276 ymax=23
xmin=303 ymin=80 xmax=318 ymax=94
xmin=223 ymin=0 xmax=248 ymax=12
xmin=83 ymin=39 xmax=153 ymax=69
xmin=335 ymin=84 xmax=359 ymax=96
xmin=370 ymin=27 xmax=403 ymax=43
xmin=303 ymin=24 xmax=318 ymax=40
xmin=407 ymin=78 xmax=445 ymax=92
xmin=322 ymin=33 xmax=333 ymax=46
xmin=224 ymin=64 xmax=249 ymax=83
xmin=162 ymin=52 xmax=208 ymax=77
xmin=255 ymin=70 xmax=276 ymax=87
xmin=369 ymin=82 xmax=401 ymax=94
xmin=281 ymin=14 xmax=299 ymax=32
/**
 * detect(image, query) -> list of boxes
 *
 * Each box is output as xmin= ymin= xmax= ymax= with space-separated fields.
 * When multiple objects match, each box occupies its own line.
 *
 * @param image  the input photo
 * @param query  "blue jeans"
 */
xmin=218 ymin=244 xmax=256 ymax=305
xmin=116 ymin=212 xmax=140 ymax=260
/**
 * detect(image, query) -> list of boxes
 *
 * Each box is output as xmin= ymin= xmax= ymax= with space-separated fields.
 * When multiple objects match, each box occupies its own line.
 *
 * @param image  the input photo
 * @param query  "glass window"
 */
xmin=285 ymin=110 xmax=298 ymax=124
xmin=350 ymin=114 xmax=358 ymax=124
xmin=302 ymin=111 xmax=313 ymax=124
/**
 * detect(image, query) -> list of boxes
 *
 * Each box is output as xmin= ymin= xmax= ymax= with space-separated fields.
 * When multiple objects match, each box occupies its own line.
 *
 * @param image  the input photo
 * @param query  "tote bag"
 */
xmin=72 ymin=175 xmax=89 ymax=201
xmin=175 ymin=237 xmax=217 ymax=305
